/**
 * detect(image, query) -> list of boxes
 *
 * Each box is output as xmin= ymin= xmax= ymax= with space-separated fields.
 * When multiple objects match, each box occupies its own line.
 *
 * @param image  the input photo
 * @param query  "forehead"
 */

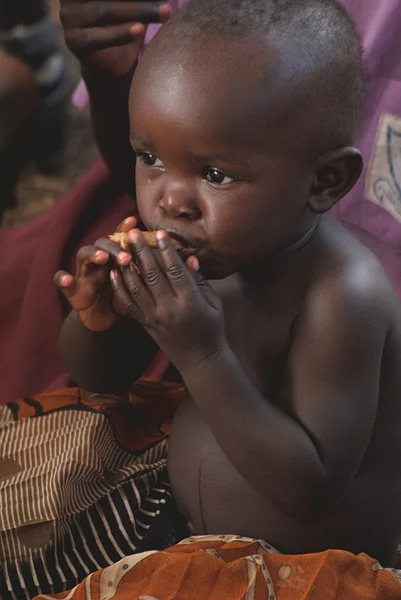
xmin=129 ymin=35 xmax=305 ymax=152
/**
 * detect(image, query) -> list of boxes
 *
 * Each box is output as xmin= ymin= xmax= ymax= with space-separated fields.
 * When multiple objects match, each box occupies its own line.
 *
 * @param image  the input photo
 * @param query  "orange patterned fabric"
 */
xmin=0 ymin=381 xmax=184 ymax=599
xmin=34 ymin=535 xmax=401 ymax=600
xmin=6 ymin=379 xmax=183 ymax=452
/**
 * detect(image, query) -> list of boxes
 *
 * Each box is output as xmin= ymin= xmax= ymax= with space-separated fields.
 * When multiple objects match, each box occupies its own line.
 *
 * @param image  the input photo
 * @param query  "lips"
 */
xmin=164 ymin=230 xmax=202 ymax=252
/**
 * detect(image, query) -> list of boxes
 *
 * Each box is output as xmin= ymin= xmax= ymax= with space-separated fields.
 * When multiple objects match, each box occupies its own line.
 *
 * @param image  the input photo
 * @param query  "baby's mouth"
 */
xmin=166 ymin=231 xmax=201 ymax=257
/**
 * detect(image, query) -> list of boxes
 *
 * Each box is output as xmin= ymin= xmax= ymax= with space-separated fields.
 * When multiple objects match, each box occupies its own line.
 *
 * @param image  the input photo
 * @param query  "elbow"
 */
xmin=59 ymin=316 xmax=130 ymax=394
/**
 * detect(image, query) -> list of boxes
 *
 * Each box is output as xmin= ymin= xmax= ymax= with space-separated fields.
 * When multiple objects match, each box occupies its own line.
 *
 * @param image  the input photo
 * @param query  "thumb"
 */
xmin=54 ymin=270 xmax=79 ymax=300
xmin=117 ymin=215 xmax=138 ymax=233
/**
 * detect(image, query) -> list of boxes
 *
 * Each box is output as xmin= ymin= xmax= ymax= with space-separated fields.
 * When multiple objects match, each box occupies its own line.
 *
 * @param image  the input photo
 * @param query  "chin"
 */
xmin=199 ymin=258 xmax=235 ymax=280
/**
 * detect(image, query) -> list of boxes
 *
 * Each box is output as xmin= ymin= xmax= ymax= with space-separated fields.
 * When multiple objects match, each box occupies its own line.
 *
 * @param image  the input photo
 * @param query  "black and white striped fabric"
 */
xmin=0 ymin=385 xmax=184 ymax=600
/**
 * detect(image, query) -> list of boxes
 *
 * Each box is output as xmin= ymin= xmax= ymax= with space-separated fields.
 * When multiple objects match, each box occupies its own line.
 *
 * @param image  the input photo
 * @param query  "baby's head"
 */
xmin=129 ymin=0 xmax=364 ymax=278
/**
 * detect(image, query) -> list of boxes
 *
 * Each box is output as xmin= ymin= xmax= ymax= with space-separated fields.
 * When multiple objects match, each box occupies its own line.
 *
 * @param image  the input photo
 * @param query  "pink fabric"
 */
xmin=333 ymin=0 xmax=401 ymax=296
xmin=0 ymin=0 xmax=188 ymax=405
xmin=72 ymin=79 xmax=89 ymax=110
xmin=73 ymin=0 xmax=187 ymax=110
xmin=0 ymin=162 xmax=134 ymax=404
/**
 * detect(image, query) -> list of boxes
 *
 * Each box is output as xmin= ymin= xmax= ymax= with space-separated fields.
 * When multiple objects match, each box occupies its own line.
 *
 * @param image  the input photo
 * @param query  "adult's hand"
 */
xmin=60 ymin=0 xmax=171 ymax=76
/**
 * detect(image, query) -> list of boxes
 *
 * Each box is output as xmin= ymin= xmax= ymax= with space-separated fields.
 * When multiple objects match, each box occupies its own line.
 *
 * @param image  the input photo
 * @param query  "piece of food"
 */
xmin=109 ymin=230 xmax=183 ymax=250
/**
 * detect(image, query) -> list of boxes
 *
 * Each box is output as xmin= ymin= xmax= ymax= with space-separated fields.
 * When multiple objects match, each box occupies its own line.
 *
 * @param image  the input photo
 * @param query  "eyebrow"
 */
xmin=130 ymin=135 xmax=248 ymax=166
xmin=130 ymin=136 xmax=156 ymax=151
xmin=192 ymin=153 xmax=246 ymax=165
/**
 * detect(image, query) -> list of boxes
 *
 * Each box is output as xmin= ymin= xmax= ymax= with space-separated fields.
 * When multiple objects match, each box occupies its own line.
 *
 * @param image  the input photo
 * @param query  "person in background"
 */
xmin=0 ymin=51 xmax=38 ymax=216
xmin=0 ymin=1 xmax=173 ymax=404
xmin=0 ymin=0 xmax=69 ymax=173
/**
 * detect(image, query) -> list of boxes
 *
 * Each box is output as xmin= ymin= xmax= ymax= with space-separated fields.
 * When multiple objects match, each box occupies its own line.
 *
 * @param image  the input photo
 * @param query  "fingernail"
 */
xmin=129 ymin=23 xmax=145 ymax=36
xmin=60 ymin=275 xmax=71 ymax=286
xmin=158 ymin=237 xmax=167 ymax=251
xmin=159 ymin=4 xmax=172 ymax=20
xmin=118 ymin=252 xmax=131 ymax=262
xmin=192 ymin=256 xmax=200 ymax=271
xmin=129 ymin=230 xmax=140 ymax=243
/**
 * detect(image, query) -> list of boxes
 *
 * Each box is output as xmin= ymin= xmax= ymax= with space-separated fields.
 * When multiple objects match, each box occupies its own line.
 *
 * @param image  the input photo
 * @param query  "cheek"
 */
xmin=208 ymin=181 xmax=306 ymax=256
xmin=204 ymin=193 xmax=270 ymax=254
xmin=135 ymin=169 xmax=161 ymax=221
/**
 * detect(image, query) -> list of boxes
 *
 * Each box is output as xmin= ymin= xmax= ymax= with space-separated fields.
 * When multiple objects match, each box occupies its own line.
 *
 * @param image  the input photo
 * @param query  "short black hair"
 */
xmin=161 ymin=0 xmax=364 ymax=154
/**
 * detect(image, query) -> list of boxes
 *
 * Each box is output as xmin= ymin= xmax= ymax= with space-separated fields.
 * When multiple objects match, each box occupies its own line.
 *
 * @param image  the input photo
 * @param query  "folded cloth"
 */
xmin=0 ymin=380 xmax=185 ymax=600
xmin=0 ymin=14 xmax=69 ymax=173
xmin=32 ymin=535 xmax=401 ymax=600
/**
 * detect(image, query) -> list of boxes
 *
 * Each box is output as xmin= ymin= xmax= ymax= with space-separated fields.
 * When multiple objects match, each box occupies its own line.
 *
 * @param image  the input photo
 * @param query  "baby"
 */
xmin=56 ymin=0 xmax=401 ymax=567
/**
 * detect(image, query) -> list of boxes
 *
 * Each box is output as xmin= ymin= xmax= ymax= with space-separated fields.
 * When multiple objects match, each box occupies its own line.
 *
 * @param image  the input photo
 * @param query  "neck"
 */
xmin=239 ymin=216 xmax=322 ymax=286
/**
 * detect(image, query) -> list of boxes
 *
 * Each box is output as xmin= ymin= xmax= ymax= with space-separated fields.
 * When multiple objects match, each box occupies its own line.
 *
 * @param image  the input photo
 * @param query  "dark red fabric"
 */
xmin=0 ymin=160 xmax=134 ymax=405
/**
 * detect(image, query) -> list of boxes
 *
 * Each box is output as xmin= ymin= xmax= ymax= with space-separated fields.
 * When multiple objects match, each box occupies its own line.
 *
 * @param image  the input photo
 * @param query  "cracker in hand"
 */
xmin=109 ymin=231 xmax=182 ymax=250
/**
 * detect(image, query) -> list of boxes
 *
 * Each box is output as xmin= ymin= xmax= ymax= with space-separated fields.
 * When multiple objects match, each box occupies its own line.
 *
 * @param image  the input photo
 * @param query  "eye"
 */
xmin=203 ymin=167 xmax=236 ymax=186
xmin=136 ymin=151 xmax=164 ymax=168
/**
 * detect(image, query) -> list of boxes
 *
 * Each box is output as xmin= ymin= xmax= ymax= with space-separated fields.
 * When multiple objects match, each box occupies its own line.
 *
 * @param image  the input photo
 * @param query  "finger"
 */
xmin=65 ymin=23 xmax=144 ymax=53
xmin=61 ymin=2 xmax=170 ymax=28
xmin=54 ymin=270 xmax=74 ymax=288
xmin=95 ymin=237 xmax=132 ymax=266
xmin=117 ymin=216 xmax=138 ymax=233
xmin=110 ymin=269 xmax=146 ymax=322
xmin=54 ymin=270 xmax=79 ymax=299
xmin=127 ymin=230 xmax=172 ymax=300
xmin=76 ymin=246 xmax=109 ymax=276
xmin=188 ymin=258 xmax=220 ymax=309
xmin=155 ymin=230 xmax=196 ymax=294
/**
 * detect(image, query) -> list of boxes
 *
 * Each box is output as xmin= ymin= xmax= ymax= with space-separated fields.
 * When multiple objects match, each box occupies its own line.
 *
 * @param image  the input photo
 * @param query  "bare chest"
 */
xmin=167 ymin=275 xmax=302 ymax=538
xmin=212 ymin=275 xmax=299 ymax=395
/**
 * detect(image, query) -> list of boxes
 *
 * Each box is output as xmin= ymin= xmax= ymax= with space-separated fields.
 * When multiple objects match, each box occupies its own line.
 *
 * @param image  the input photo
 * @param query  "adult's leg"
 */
xmin=0 ymin=51 xmax=38 ymax=216
xmin=0 ymin=0 xmax=47 ymax=29
xmin=0 ymin=0 xmax=69 ymax=173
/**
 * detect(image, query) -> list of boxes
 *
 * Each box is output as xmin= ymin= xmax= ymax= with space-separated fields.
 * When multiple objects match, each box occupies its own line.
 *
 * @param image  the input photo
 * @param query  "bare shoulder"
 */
xmin=285 ymin=219 xmax=401 ymax=459
xmin=303 ymin=218 xmax=401 ymax=335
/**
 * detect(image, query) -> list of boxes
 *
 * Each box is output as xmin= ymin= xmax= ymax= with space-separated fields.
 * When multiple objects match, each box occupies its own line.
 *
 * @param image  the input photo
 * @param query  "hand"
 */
xmin=109 ymin=229 xmax=228 ymax=372
xmin=60 ymin=1 xmax=171 ymax=76
xmin=54 ymin=217 xmax=138 ymax=330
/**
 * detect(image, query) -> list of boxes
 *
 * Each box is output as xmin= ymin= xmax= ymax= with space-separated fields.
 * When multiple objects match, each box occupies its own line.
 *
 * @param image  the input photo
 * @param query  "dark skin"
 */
xmin=56 ymin=35 xmax=401 ymax=566
xmin=0 ymin=52 xmax=38 ymax=216
xmin=59 ymin=0 xmax=172 ymax=196
xmin=0 ymin=0 xmax=47 ymax=29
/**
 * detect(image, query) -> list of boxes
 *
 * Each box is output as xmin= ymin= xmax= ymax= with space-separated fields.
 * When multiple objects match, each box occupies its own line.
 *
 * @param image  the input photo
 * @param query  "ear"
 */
xmin=307 ymin=147 xmax=363 ymax=214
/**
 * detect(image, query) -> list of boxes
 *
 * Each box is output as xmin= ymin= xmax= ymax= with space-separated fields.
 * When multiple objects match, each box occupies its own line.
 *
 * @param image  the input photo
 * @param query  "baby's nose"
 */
xmin=160 ymin=184 xmax=201 ymax=220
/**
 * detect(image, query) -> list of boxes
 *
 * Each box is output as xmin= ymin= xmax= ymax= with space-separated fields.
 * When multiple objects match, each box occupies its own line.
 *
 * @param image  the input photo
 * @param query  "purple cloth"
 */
xmin=333 ymin=0 xmax=401 ymax=295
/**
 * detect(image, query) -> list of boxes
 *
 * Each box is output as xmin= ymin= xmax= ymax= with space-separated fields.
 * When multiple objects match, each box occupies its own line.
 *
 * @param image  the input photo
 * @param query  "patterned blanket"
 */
xmin=2 ymin=383 xmax=401 ymax=600
xmin=0 ymin=382 xmax=184 ymax=599
xmin=34 ymin=535 xmax=401 ymax=600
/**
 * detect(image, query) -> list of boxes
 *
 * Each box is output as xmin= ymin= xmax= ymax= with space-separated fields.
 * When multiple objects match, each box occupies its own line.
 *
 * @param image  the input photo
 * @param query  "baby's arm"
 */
xmin=60 ymin=0 xmax=171 ymax=195
xmin=181 ymin=265 xmax=390 ymax=521
xmin=106 ymin=231 xmax=389 ymax=520
xmin=56 ymin=223 xmax=158 ymax=393
xmin=60 ymin=310 xmax=158 ymax=393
